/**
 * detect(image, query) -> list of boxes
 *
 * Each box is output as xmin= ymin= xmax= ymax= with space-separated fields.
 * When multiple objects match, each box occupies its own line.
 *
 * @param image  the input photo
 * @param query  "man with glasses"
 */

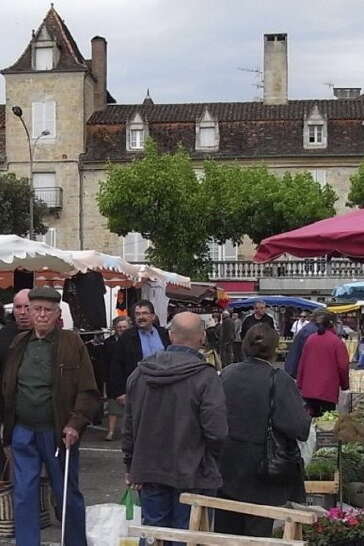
xmin=110 ymin=299 xmax=170 ymax=405
xmin=2 ymin=287 xmax=99 ymax=546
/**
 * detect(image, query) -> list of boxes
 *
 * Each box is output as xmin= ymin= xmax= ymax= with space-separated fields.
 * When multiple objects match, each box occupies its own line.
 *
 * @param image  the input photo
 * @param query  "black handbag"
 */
xmin=257 ymin=368 xmax=301 ymax=483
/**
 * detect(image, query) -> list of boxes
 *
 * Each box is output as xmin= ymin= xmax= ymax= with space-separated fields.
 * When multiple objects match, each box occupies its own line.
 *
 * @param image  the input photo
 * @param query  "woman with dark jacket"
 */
xmin=215 ymin=323 xmax=311 ymax=538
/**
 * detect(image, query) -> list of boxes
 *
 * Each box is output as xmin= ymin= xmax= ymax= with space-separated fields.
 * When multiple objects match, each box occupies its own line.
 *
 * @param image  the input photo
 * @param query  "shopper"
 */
xmin=215 ymin=323 xmax=310 ymax=538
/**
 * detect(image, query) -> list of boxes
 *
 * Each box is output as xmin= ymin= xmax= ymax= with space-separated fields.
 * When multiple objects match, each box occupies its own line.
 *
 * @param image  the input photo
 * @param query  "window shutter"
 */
xmin=44 ymin=101 xmax=56 ymax=138
xmin=123 ymin=233 xmax=149 ymax=262
xmin=200 ymin=127 xmax=216 ymax=147
xmin=32 ymin=103 xmax=43 ymax=138
xmin=35 ymin=48 xmax=53 ymax=70
xmin=33 ymin=173 xmax=56 ymax=189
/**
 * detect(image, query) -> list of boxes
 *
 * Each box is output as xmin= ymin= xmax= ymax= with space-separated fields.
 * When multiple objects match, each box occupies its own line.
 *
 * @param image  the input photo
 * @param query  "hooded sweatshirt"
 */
xmin=122 ymin=346 xmax=228 ymax=490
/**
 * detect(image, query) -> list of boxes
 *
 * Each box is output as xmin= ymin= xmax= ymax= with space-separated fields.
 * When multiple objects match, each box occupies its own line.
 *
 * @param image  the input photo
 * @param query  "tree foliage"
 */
xmin=347 ymin=163 xmax=364 ymax=208
xmin=0 ymin=173 xmax=48 ymax=237
xmin=97 ymin=139 xmax=337 ymax=276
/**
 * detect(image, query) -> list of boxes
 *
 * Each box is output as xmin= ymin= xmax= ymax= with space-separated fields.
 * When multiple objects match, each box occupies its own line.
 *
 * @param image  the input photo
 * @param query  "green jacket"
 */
xmin=2 ymin=329 xmax=100 ymax=446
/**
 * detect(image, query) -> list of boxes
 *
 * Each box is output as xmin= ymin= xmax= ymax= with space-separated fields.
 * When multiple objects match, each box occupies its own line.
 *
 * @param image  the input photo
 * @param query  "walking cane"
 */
xmin=61 ymin=446 xmax=71 ymax=546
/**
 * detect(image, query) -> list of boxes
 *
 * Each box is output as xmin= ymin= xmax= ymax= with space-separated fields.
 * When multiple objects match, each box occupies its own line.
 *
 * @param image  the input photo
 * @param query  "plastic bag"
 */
xmin=298 ymin=422 xmax=316 ymax=468
xmin=119 ymin=488 xmax=142 ymax=546
xmin=86 ymin=503 xmax=126 ymax=546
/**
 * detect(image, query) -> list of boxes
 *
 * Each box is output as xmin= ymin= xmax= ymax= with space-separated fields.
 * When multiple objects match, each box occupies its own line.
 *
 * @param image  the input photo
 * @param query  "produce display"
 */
xmin=315 ymin=411 xmax=339 ymax=431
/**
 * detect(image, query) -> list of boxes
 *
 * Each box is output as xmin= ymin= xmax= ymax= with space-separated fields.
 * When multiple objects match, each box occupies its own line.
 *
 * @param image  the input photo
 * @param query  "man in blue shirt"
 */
xmin=109 ymin=300 xmax=170 ymax=404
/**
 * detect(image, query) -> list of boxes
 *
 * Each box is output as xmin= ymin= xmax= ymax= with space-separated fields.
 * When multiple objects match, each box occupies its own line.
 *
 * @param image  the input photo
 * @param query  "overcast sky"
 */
xmin=1 ymin=0 xmax=364 ymax=105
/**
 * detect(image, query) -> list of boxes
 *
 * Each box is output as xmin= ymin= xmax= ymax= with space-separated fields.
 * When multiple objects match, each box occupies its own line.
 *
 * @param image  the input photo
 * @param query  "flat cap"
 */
xmin=29 ymin=286 xmax=61 ymax=303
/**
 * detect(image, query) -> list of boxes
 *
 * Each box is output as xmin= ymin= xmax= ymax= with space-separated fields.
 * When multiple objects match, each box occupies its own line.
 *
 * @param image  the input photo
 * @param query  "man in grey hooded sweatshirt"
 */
xmin=122 ymin=312 xmax=227 ymax=541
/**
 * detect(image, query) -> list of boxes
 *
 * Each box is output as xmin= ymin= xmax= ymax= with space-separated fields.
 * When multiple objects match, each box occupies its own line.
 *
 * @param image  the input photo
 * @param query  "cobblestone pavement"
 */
xmin=0 ymin=423 xmax=126 ymax=545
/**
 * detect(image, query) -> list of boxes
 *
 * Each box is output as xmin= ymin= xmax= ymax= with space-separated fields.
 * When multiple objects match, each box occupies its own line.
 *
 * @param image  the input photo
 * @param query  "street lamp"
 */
xmin=12 ymin=105 xmax=50 ymax=240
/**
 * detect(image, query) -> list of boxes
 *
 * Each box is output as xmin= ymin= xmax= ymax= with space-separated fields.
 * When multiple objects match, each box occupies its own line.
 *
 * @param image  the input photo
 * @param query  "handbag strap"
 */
xmin=267 ymin=368 xmax=278 ymax=426
xmin=262 ymin=368 xmax=278 ymax=459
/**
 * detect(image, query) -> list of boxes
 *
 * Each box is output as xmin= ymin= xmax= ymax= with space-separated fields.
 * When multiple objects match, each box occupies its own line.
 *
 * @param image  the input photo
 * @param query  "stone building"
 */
xmin=1 ymin=7 xmax=364 ymax=260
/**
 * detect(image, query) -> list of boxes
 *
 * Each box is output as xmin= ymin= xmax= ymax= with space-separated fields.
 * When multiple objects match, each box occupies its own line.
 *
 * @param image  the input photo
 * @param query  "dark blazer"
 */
xmin=109 ymin=326 xmax=170 ymax=398
xmin=219 ymin=357 xmax=311 ymax=506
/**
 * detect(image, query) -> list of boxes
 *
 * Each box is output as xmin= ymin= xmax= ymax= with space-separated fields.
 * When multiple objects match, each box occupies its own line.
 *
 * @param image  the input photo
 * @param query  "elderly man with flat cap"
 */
xmin=2 ymin=287 xmax=99 ymax=546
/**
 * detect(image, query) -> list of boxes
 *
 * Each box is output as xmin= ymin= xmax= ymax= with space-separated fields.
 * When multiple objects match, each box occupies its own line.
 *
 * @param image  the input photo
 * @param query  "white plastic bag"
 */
xmin=86 ymin=503 xmax=127 ymax=546
xmin=298 ymin=423 xmax=317 ymax=468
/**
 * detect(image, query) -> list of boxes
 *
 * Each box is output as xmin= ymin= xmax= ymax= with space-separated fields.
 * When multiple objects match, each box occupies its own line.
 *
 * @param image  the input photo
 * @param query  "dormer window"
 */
xmin=35 ymin=47 xmax=53 ymax=70
xmin=31 ymin=23 xmax=59 ymax=71
xmin=308 ymin=125 xmax=323 ymax=144
xmin=196 ymin=109 xmax=219 ymax=151
xmin=304 ymin=105 xmax=327 ymax=149
xmin=126 ymin=112 xmax=148 ymax=151
xmin=130 ymin=129 xmax=144 ymax=150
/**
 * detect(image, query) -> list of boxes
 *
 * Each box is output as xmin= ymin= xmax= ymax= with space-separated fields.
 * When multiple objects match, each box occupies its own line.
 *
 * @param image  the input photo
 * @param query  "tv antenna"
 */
xmin=237 ymin=67 xmax=264 ymax=100
xmin=323 ymin=81 xmax=335 ymax=90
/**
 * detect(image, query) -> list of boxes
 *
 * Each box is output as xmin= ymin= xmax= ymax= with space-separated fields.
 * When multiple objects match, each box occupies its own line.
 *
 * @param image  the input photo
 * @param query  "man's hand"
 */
xmin=125 ymin=472 xmax=142 ymax=491
xmin=116 ymin=394 xmax=126 ymax=407
xmin=62 ymin=426 xmax=79 ymax=448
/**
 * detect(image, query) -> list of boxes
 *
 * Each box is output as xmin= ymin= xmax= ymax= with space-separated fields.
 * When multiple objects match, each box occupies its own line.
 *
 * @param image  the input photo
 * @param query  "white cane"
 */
xmin=61 ymin=446 xmax=71 ymax=546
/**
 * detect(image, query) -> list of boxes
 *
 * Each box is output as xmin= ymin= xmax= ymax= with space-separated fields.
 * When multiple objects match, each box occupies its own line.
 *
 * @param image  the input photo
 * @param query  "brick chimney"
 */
xmin=263 ymin=33 xmax=288 ymax=105
xmin=91 ymin=36 xmax=107 ymax=111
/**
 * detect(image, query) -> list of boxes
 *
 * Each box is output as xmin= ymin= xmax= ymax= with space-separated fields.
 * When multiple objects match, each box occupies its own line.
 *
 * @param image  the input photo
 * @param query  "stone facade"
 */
xmin=0 ymin=7 xmax=363 ymax=260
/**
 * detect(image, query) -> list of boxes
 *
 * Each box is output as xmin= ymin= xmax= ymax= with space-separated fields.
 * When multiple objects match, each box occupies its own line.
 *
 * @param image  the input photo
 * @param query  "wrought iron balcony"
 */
xmin=209 ymin=259 xmax=364 ymax=280
xmin=34 ymin=187 xmax=63 ymax=209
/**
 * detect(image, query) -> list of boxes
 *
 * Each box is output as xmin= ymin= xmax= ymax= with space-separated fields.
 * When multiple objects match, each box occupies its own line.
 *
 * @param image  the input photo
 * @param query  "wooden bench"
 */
xmin=129 ymin=493 xmax=318 ymax=545
xmin=181 ymin=493 xmax=317 ymax=543
xmin=129 ymin=525 xmax=307 ymax=545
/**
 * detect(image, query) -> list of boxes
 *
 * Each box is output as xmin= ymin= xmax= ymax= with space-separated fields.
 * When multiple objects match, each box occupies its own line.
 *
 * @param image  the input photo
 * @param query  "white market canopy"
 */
xmin=0 ymin=235 xmax=74 ymax=273
xmin=137 ymin=264 xmax=191 ymax=289
xmin=69 ymin=250 xmax=140 ymax=280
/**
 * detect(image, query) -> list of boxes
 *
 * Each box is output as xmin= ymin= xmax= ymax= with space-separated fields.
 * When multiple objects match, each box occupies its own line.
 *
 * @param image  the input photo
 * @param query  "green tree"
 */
xmin=97 ymin=140 xmax=337 ymax=276
xmin=201 ymin=164 xmax=337 ymax=243
xmin=347 ymin=163 xmax=364 ymax=208
xmin=98 ymin=140 xmax=210 ymax=277
xmin=0 ymin=173 xmax=48 ymax=237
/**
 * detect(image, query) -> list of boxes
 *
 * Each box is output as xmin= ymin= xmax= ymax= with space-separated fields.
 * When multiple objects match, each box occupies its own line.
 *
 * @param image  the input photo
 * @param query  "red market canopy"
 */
xmin=254 ymin=209 xmax=364 ymax=263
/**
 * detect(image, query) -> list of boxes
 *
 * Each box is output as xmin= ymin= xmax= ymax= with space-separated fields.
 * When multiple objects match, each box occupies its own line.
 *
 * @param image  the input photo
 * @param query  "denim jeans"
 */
xmin=12 ymin=425 xmax=87 ymax=546
xmin=140 ymin=483 xmax=216 ymax=546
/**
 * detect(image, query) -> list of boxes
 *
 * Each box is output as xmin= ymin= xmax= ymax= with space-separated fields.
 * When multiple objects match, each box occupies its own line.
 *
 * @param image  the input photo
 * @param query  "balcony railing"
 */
xmin=209 ymin=259 xmax=364 ymax=280
xmin=34 ymin=187 xmax=63 ymax=209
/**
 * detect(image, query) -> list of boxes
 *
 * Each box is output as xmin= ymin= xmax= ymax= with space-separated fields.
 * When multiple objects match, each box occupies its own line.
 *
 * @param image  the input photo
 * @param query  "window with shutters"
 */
xmin=32 ymin=101 xmax=56 ymax=139
xmin=35 ymin=47 xmax=53 ymax=70
xmin=209 ymin=240 xmax=238 ymax=261
xmin=123 ymin=232 xmax=150 ymax=262
xmin=307 ymin=169 xmax=327 ymax=187
xmin=35 ymin=227 xmax=57 ymax=247
xmin=33 ymin=173 xmax=62 ymax=208
xmin=196 ymin=108 xmax=219 ymax=151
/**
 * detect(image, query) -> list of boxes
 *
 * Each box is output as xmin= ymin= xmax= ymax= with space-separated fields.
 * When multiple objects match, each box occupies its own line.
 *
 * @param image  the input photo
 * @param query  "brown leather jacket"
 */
xmin=2 ymin=329 xmax=100 ymax=446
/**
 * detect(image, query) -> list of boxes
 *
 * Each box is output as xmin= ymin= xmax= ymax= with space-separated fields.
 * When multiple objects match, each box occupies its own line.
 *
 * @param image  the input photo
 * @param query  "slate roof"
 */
xmin=2 ymin=6 xmax=88 ymax=74
xmin=82 ymin=98 xmax=364 ymax=162
xmin=87 ymin=98 xmax=364 ymax=125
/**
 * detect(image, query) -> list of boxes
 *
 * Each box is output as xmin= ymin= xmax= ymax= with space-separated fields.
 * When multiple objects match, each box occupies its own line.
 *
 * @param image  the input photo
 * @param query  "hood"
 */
xmin=138 ymin=350 xmax=209 ymax=387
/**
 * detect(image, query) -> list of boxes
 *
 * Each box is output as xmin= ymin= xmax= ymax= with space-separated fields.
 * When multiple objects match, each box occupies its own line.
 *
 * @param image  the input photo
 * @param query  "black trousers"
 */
xmin=304 ymin=398 xmax=336 ymax=418
xmin=233 ymin=341 xmax=242 ymax=363
xmin=214 ymin=506 xmax=273 ymax=538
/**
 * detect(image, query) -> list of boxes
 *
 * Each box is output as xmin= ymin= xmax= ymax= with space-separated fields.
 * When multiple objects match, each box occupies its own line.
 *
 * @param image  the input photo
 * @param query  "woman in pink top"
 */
xmin=297 ymin=313 xmax=349 ymax=417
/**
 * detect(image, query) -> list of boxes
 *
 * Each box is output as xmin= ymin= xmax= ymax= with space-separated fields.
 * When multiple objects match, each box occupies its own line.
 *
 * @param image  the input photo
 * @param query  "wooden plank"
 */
xmin=129 ymin=525 xmax=307 ymax=546
xmin=304 ymin=480 xmax=339 ymax=494
xmin=180 ymin=494 xmax=317 ymax=524
xmin=283 ymin=521 xmax=302 ymax=541
xmin=188 ymin=504 xmax=202 ymax=546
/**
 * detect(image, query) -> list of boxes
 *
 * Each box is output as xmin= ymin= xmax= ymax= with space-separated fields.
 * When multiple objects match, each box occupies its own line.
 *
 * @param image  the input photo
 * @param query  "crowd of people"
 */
xmin=0 ymin=291 xmax=352 ymax=544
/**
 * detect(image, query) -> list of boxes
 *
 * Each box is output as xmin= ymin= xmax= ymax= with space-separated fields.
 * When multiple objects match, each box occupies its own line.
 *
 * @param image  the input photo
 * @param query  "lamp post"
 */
xmin=12 ymin=106 xmax=50 ymax=240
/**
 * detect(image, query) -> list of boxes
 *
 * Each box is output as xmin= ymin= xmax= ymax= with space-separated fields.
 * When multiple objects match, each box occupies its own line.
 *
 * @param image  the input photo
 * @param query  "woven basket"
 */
xmin=350 ymin=370 xmax=364 ymax=393
xmin=0 ymin=477 xmax=51 ymax=537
